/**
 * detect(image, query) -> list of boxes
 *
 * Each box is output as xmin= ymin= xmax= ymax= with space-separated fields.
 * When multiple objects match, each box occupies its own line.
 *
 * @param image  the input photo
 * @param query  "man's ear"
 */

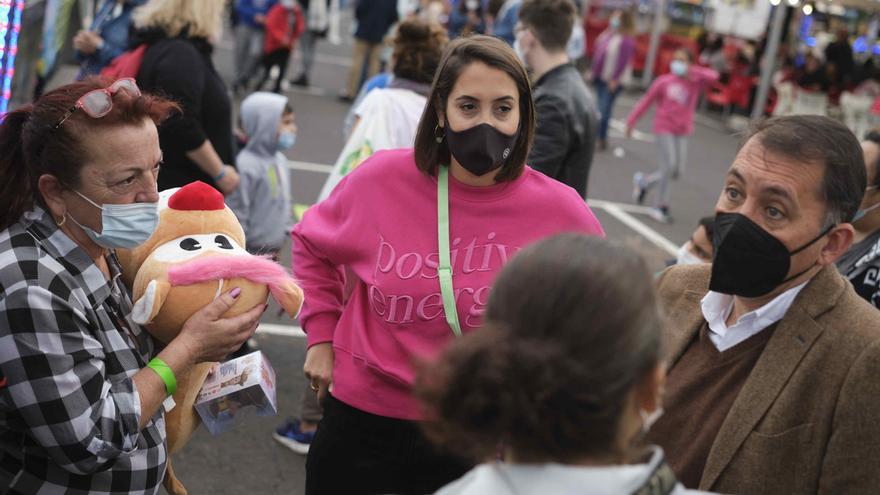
xmin=820 ymin=223 xmax=855 ymax=266
xmin=38 ymin=174 xmax=67 ymax=222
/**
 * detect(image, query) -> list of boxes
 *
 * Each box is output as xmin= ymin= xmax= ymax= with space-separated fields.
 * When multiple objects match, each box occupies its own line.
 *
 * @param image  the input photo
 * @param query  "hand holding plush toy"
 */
xmin=117 ymin=181 xmax=303 ymax=495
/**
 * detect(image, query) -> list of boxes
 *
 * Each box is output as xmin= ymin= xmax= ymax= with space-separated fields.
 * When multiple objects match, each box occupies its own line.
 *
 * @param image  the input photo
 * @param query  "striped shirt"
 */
xmin=0 ymin=206 xmax=166 ymax=494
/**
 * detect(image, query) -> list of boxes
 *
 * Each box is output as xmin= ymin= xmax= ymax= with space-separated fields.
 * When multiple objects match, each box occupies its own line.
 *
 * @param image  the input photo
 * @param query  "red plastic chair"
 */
xmin=727 ymin=74 xmax=754 ymax=109
xmin=706 ymin=74 xmax=754 ymax=117
xmin=705 ymin=81 xmax=732 ymax=114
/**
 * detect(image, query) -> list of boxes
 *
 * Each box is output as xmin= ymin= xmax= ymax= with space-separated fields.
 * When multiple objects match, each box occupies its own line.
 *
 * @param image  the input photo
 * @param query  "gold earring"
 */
xmin=55 ymin=214 xmax=67 ymax=227
xmin=434 ymin=124 xmax=444 ymax=143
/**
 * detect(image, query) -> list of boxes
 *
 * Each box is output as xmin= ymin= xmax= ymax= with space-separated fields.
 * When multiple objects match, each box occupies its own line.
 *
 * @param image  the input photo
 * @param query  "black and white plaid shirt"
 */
xmin=0 ymin=206 xmax=167 ymax=494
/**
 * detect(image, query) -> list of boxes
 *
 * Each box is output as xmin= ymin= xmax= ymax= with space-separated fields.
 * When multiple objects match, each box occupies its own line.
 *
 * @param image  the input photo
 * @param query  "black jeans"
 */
xmin=305 ymin=395 xmax=471 ymax=495
xmin=257 ymin=48 xmax=291 ymax=93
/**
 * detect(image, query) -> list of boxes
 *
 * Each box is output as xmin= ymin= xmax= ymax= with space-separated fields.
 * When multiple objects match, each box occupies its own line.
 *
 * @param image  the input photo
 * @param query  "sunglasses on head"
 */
xmin=54 ymin=78 xmax=142 ymax=129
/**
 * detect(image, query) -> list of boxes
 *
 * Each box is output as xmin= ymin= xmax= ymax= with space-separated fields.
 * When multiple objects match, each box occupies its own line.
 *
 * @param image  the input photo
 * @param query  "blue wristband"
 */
xmin=213 ymin=167 xmax=226 ymax=182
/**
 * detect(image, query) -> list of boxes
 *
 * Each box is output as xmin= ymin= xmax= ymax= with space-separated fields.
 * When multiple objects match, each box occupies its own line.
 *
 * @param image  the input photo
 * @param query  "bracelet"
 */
xmin=147 ymin=358 xmax=177 ymax=396
xmin=213 ymin=167 xmax=226 ymax=182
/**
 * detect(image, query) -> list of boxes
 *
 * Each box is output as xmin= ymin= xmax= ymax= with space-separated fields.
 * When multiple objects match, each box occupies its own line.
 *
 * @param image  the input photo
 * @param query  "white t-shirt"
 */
xmin=354 ymin=88 xmax=427 ymax=149
xmin=601 ymin=34 xmax=623 ymax=82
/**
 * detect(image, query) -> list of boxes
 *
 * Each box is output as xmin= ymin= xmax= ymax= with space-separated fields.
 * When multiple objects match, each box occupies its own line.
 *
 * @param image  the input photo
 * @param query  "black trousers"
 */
xmin=305 ymin=395 xmax=471 ymax=495
xmin=257 ymin=48 xmax=291 ymax=93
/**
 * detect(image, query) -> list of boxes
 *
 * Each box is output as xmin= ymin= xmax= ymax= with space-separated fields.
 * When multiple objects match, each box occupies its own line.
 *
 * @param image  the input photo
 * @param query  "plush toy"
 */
xmin=117 ymin=181 xmax=303 ymax=495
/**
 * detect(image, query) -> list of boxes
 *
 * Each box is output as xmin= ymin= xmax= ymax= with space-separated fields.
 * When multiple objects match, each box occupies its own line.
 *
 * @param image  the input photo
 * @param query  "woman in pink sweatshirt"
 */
xmin=292 ymin=36 xmax=604 ymax=495
xmin=626 ymin=49 xmax=719 ymax=223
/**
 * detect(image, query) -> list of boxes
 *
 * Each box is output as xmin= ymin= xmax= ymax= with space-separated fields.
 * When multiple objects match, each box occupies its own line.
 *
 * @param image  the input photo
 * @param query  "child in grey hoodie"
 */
xmin=227 ymin=92 xmax=298 ymax=256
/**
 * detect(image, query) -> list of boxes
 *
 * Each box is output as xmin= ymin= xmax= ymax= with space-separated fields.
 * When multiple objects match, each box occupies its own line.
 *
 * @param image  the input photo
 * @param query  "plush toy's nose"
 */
xmin=168 ymin=181 xmax=225 ymax=211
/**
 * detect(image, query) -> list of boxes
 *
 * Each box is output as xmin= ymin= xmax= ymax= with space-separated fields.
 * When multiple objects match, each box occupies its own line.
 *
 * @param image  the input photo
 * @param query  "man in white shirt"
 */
xmin=647 ymin=115 xmax=880 ymax=494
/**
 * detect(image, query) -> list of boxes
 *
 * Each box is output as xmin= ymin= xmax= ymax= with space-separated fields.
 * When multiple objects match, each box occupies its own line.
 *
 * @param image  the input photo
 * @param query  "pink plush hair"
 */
xmin=167 ymin=254 xmax=299 ymax=303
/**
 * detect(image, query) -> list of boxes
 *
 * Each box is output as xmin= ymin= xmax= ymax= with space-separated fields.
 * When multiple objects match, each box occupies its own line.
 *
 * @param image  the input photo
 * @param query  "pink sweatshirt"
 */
xmin=626 ymin=65 xmax=719 ymax=136
xmin=291 ymin=148 xmax=604 ymax=420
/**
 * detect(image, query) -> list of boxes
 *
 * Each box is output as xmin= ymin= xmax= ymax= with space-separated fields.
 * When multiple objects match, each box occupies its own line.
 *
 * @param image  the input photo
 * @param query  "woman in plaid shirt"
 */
xmin=0 ymin=79 xmax=265 ymax=494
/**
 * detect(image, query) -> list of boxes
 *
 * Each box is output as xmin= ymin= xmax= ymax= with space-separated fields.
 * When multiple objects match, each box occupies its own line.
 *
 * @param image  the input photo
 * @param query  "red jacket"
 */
xmin=264 ymin=3 xmax=305 ymax=54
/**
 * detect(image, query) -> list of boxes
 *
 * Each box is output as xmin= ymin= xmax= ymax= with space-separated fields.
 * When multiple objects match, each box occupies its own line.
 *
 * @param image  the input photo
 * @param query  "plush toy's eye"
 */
xmin=180 ymin=238 xmax=201 ymax=251
xmin=215 ymin=235 xmax=234 ymax=250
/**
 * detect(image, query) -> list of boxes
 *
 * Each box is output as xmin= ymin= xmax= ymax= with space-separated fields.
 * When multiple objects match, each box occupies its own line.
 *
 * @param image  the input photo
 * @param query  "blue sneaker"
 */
xmin=273 ymin=419 xmax=316 ymax=455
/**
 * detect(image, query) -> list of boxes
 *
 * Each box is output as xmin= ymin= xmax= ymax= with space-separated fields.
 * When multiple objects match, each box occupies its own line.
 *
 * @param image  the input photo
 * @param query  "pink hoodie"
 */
xmin=626 ymin=65 xmax=719 ymax=136
xmin=291 ymin=148 xmax=604 ymax=420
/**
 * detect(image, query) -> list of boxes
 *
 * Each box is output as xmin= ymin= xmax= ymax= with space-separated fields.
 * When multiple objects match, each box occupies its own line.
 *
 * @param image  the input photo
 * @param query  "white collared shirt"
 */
xmin=700 ymin=283 xmax=808 ymax=352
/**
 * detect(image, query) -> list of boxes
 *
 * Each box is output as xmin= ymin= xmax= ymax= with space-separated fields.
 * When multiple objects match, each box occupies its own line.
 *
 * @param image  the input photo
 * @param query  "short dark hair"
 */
xmin=519 ymin=0 xmax=576 ymax=52
xmin=391 ymin=18 xmax=448 ymax=85
xmin=417 ymin=235 xmax=662 ymax=463
xmin=699 ymin=215 xmax=715 ymax=241
xmin=742 ymin=116 xmax=867 ymax=225
xmin=413 ymin=36 xmax=535 ymax=182
xmin=863 ymin=128 xmax=880 ymax=188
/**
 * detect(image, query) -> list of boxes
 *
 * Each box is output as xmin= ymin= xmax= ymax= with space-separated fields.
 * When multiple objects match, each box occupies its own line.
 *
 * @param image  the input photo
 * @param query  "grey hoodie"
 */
xmin=226 ymin=92 xmax=294 ymax=252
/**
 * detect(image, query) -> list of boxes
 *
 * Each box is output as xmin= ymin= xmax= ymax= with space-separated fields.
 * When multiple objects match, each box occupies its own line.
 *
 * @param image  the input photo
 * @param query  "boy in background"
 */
xmin=227 ymin=92 xmax=297 ymax=258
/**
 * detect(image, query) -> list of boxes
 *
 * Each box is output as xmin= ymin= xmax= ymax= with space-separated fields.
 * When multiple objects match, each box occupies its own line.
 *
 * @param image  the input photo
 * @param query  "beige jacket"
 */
xmin=657 ymin=264 xmax=880 ymax=494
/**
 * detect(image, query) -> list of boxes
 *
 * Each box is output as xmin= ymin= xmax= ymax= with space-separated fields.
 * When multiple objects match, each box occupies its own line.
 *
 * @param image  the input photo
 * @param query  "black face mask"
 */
xmin=445 ymin=123 xmax=517 ymax=176
xmin=709 ymin=212 xmax=833 ymax=298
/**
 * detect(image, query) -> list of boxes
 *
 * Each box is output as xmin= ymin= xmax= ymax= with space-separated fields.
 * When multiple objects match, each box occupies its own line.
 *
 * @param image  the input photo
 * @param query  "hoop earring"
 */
xmin=434 ymin=124 xmax=444 ymax=144
xmin=55 ymin=214 xmax=67 ymax=227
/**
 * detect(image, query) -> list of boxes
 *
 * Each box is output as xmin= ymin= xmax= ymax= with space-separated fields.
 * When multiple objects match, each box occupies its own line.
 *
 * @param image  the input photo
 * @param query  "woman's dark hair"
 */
xmin=413 ymin=35 xmax=535 ymax=182
xmin=417 ymin=234 xmax=662 ymax=463
xmin=392 ymin=18 xmax=448 ymax=85
xmin=0 ymin=77 xmax=179 ymax=230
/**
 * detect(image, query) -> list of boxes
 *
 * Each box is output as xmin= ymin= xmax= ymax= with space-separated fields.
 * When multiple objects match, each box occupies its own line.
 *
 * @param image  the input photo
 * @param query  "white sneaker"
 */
xmin=649 ymin=207 xmax=672 ymax=224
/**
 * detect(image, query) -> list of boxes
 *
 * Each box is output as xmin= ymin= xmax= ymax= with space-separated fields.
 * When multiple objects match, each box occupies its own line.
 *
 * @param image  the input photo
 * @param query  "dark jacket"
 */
xmin=529 ymin=63 xmax=598 ymax=198
xmin=133 ymin=29 xmax=234 ymax=192
xmin=354 ymin=0 xmax=398 ymax=43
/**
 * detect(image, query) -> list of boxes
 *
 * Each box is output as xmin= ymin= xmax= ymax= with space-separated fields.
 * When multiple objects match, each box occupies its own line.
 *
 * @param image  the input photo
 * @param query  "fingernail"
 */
xmin=231 ymin=287 xmax=241 ymax=299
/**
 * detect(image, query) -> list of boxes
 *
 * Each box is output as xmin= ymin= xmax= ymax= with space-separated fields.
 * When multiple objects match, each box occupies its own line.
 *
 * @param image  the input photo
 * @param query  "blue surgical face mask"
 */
xmin=670 ymin=60 xmax=689 ymax=77
xmin=278 ymin=131 xmax=297 ymax=151
xmin=676 ymin=242 xmax=705 ymax=265
xmin=67 ymin=190 xmax=159 ymax=249
xmin=609 ymin=17 xmax=621 ymax=30
xmin=853 ymin=202 xmax=880 ymax=222
xmin=853 ymin=185 xmax=879 ymax=223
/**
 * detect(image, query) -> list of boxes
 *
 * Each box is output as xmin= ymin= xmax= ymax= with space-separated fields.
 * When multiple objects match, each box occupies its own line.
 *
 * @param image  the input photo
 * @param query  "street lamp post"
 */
xmin=751 ymin=2 xmax=787 ymax=120
xmin=642 ymin=0 xmax=668 ymax=88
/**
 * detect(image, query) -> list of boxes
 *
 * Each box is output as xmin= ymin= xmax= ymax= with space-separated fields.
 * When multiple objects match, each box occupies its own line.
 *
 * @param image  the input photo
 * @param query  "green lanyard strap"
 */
xmin=437 ymin=166 xmax=462 ymax=338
